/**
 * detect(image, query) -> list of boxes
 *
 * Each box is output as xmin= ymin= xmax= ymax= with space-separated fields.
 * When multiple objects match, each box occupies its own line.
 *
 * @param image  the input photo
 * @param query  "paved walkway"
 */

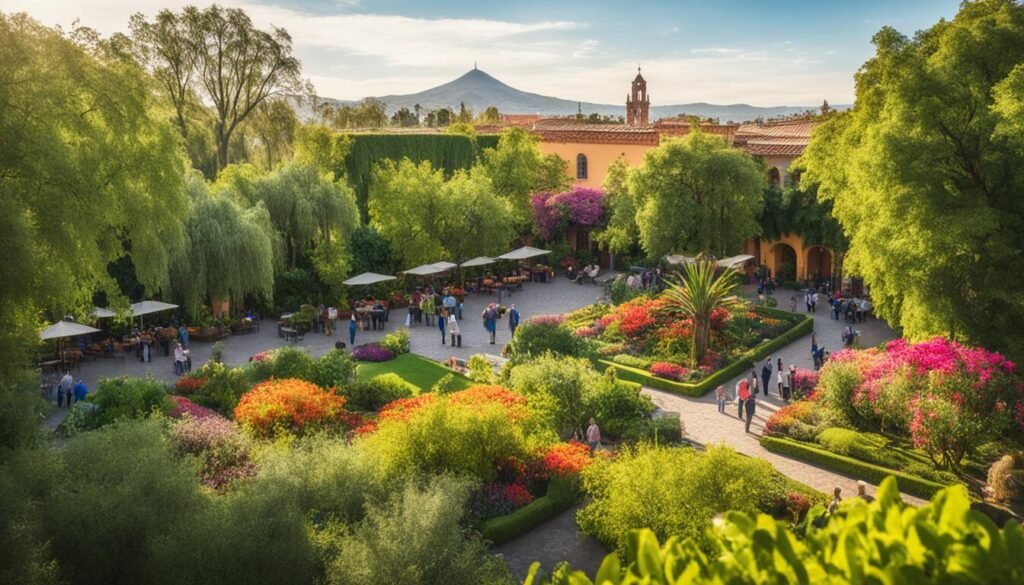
xmin=642 ymin=286 xmax=926 ymax=506
xmin=494 ymin=503 xmax=607 ymax=582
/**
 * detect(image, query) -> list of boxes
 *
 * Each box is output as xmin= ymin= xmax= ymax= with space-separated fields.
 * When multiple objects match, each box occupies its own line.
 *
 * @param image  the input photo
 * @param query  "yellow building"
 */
xmin=528 ymin=73 xmax=833 ymax=283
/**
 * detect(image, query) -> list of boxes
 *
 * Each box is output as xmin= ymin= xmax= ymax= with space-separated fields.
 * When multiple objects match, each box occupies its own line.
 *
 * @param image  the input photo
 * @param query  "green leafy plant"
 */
xmin=377 ymin=329 xmax=410 ymax=356
xmin=661 ymin=261 xmax=741 ymax=365
xmin=344 ymin=373 xmax=416 ymax=411
xmin=467 ymin=354 xmax=497 ymax=384
xmin=88 ymin=376 xmax=173 ymax=427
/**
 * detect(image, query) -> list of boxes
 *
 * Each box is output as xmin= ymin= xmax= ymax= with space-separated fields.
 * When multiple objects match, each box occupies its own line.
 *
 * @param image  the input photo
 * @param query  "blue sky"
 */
xmin=3 ymin=0 xmax=960 ymax=105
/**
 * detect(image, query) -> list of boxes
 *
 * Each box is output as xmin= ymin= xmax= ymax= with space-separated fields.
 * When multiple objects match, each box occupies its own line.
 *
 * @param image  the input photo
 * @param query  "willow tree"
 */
xmin=0 ymin=14 xmax=186 ymax=377
xmin=633 ymin=131 xmax=764 ymax=259
xmin=662 ymin=260 xmax=741 ymax=366
xmin=170 ymin=173 xmax=275 ymax=314
xmin=801 ymin=0 xmax=1024 ymax=360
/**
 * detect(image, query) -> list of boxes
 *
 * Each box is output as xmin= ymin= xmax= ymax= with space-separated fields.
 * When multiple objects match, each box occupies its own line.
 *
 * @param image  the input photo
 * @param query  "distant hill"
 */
xmin=311 ymin=68 xmax=847 ymax=123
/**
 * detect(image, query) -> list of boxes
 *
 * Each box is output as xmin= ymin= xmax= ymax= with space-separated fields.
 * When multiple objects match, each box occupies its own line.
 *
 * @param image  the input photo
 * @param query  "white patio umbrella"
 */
xmin=40 ymin=320 xmax=102 ymax=368
xmin=129 ymin=300 xmax=179 ymax=317
xmin=498 ymin=246 xmax=551 ymax=261
xmin=402 ymin=262 xmax=456 ymax=277
xmin=459 ymin=256 xmax=495 ymax=268
xmin=343 ymin=272 xmax=397 ymax=286
xmin=717 ymin=254 xmax=755 ymax=270
xmin=90 ymin=307 xmax=116 ymax=319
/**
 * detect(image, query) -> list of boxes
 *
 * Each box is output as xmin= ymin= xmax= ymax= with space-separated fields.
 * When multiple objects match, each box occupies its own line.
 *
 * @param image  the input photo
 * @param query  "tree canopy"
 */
xmin=631 ymin=131 xmax=764 ymax=258
xmin=0 ymin=13 xmax=187 ymax=374
xmin=800 ymin=0 xmax=1024 ymax=361
xmin=482 ymin=127 xmax=570 ymax=227
xmin=594 ymin=156 xmax=639 ymax=254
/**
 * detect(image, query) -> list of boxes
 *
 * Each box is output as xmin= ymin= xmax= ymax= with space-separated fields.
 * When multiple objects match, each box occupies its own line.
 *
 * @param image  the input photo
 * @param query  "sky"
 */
xmin=1 ymin=0 xmax=961 ymax=106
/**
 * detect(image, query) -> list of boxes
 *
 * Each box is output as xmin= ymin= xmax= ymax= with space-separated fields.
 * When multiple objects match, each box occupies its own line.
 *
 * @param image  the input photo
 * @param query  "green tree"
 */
xmin=368 ymin=159 xmax=448 ymax=267
xmin=483 ymin=127 xmax=570 ymax=226
xmin=478 ymin=105 xmax=501 ymax=124
xmin=800 ymin=0 xmax=1024 ymax=360
xmin=169 ymin=172 xmax=276 ymax=314
xmin=292 ymin=123 xmax=353 ymax=182
xmin=633 ymin=131 xmax=764 ymax=258
xmin=438 ymin=168 xmax=514 ymax=265
xmin=0 ymin=14 xmax=187 ymax=376
xmin=390 ymin=106 xmax=418 ymax=127
xmin=130 ymin=5 xmax=306 ymax=174
xmin=662 ymin=260 xmax=741 ymax=365
xmin=243 ymin=98 xmax=298 ymax=170
xmin=594 ymin=156 xmax=639 ymax=254
xmin=457 ymin=100 xmax=473 ymax=123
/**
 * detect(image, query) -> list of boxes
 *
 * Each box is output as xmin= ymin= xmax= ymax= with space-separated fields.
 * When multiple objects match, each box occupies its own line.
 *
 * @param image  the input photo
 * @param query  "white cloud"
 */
xmin=3 ymin=0 xmax=855 ymax=105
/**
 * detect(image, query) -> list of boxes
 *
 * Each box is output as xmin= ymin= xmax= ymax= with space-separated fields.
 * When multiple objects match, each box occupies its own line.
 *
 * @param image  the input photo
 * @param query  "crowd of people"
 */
xmin=714 ymin=354 xmax=804 ymax=433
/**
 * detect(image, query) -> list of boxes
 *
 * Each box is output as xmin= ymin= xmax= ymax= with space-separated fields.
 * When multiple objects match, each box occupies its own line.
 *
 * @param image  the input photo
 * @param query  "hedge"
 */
xmin=760 ymin=436 xmax=950 ymax=500
xmin=480 ymin=476 xmax=578 ymax=545
xmin=344 ymin=133 xmax=499 ymax=216
xmin=596 ymin=309 xmax=813 ymax=397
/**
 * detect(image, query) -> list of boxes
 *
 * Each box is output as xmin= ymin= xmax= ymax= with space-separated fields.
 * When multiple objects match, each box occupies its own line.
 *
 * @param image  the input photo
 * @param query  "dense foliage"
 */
xmin=801 ymin=0 xmax=1024 ymax=363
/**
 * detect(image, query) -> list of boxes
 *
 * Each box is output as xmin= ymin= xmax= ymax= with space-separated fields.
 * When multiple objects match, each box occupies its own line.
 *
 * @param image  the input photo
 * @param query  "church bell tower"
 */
xmin=626 ymin=67 xmax=650 ymax=125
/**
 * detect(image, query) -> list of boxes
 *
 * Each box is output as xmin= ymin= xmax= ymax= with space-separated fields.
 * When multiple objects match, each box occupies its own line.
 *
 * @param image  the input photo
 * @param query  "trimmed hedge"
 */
xmin=760 ymin=435 xmax=950 ymax=500
xmin=596 ymin=309 xmax=813 ymax=397
xmin=480 ymin=476 xmax=578 ymax=545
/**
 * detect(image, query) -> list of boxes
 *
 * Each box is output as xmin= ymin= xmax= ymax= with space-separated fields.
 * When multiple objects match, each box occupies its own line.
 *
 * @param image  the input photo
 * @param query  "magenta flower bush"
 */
xmin=168 ymin=413 xmax=257 ymax=492
xmin=817 ymin=336 xmax=1022 ymax=470
xmin=531 ymin=187 xmax=605 ymax=240
xmin=351 ymin=343 xmax=395 ymax=362
xmin=649 ymin=362 xmax=689 ymax=382
xmin=169 ymin=395 xmax=217 ymax=420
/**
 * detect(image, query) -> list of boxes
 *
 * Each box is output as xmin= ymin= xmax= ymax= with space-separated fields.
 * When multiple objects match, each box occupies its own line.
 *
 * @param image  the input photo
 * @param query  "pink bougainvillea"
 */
xmin=531 ymin=187 xmax=605 ymax=240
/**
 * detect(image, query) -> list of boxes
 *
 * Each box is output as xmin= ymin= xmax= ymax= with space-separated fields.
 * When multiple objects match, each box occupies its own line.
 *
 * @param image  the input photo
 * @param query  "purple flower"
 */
xmin=531 ymin=187 xmax=605 ymax=240
xmin=352 ymin=343 xmax=395 ymax=362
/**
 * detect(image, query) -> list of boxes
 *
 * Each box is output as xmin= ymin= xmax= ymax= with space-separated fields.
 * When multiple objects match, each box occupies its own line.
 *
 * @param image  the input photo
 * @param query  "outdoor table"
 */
xmin=281 ymin=327 xmax=298 ymax=343
xmin=37 ymin=359 xmax=60 ymax=374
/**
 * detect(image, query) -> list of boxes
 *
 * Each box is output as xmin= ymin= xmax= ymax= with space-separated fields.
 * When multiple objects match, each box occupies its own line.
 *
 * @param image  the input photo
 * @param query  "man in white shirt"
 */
xmin=60 ymin=371 xmax=74 ymax=408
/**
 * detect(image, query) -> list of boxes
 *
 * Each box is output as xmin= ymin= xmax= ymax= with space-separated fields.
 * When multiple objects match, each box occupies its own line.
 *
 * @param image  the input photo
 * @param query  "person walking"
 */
xmin=811 ymin=334 xmax=820 ymax=369
xmin=449 ymin=313 xmax=461 ymax=347
xmin=59 ymin=371 xmax=73 ymax=408
xmin=183 ymin=345 xmax=192 ymax=372
xmin=760 ymin=358 xmax=773 ymax=399
xmin=483 ymin=303 xmax=498 ymax=344
xmin=348 ymin=313 xmax=358 ymax=346
xmin=715 ymin=385 xmax=727 ymax=414
xmin=508 ymin=304 xmax=521 ymax=337
xmin=443 ymin=291 xmax=457 ymax=317
xmin=786 ymin=364 xmax=796 ymax=400
xmin=736 ymin=377 xmax=750 ymax=419
xmin=744 ymin=384 xmax=757 ymax=433
xmin=586 ymin=418 xmax=601 ymax=454
xmin=178 ymin=323 xmax=189 ymax=346
xmin=422 ymin=294 xmax=435 ymax=327
xmin=438 ymin=307 xmax=447 ymax=344
xmin=790 ymin=295 xmax=797 ymax=312
xmin=827 ymin=487 xmax=843 ymax=515
xmin=174 ymin=342 xmax=185 ymax=375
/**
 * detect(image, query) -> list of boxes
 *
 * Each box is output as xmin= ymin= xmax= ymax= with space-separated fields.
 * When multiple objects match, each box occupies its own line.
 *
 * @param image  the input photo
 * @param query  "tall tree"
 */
xmin=130 ymin=5 xmax=305 ymax=174
xmin=801 ymin=0 xmax=1024 ymax=360
xmin=0 ymin=14 xmax=187 ymax=375
xmin=632 ymin=131 xmax=763 ymax=258
xmin=438 ymin=168 xmax=514 ymax=265
xmin=368 ymin=159 xmax=448 ymax=267
xmin=483 ymin=127 xmax=570 ymax=227
xmin=594 ymin=156 xmax=639 ymax=254
xmin=478 ymin=106 xmax=500 ymax=124
xmin=243 ymin=98 xmax=298 ymax=170
xmin=292 ymin=123 xmax=353 ymax=182
xmin=169 ymin=172 xmax=276 ymax=314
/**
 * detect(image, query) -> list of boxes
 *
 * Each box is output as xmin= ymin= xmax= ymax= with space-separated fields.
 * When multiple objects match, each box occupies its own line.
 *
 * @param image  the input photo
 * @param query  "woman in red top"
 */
xmin=736 ymin=378 xmax=750 ymax=420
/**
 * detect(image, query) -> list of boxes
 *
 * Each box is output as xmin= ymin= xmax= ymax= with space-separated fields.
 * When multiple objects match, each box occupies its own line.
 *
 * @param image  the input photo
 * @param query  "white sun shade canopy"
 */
xmin=343 ymin=272 xmax=397 ymax=286
xmin=459 ymin=256 xmax=495 ymax=268
xmin=129 ymin=300 xmax=179 ymax=317
xmin=40 ymin=320 xmax=101 ymax=340
xmin=717 ymin=255 xmax=755 ymax=269
xmin=402 ymin=262 xmax=456 ymax=276
xmin=90 ymin=307 xmax=117 ymax=318
xmin=497 ymin=246 xmax=551 ymax=261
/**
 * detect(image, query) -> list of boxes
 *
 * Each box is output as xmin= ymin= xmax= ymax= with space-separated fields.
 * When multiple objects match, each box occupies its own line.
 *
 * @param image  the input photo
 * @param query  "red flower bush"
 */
xmin=541 ymin=441 xmax=592 ymax=478
xmin=174 ymin=376 xmax=208 ymax=395
xmin=763 ymin=400 xmax=823 ymax=440
xmin=377 ymin=394 xmax=438 ymax=424
xmin=649 ymin=362 xmax=689 ymax=382
xmin=169 ymin=395 xmax=217 ymax=420
xmin=234 ymin=378 xmax=362 ymax=437
xmin=450 ymin=384 xmax=528 ymax=416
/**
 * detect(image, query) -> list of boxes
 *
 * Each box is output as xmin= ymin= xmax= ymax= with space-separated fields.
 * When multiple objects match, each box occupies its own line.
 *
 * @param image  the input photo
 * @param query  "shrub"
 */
xmin=351 ymin=343 xmax=394 ymax=362
xmin=249 ymin=345 xmax=315 ymax=383
xmin=611 ymin=354 xmax=653 ymax=369
xmin=0 ymin=373 xmax=48 ymax=453
xmin=377 ymin=328 xmax=410 ymax=356
xmin=183 ymin=361 xmax=251 ymax=416
xmin=507 ymin=355 xmax=597 ymax=434
xmin=311 ymin=349 xmax=358 ymax=390
xmin=174 ymin=375 xmax=208 ymax=394
xmin=210 ymin=341 xmax=225 ymax=363
xmin=168 ymin=396 xmax=217 ymax=420
xmin=540 ymin=441 xmax=593 ymax=478
xmin=763 ymin=399 xmax=825 ymax=441
xmin=790 ymin=367 xmax=818 ymax=397
xmin=585 ymin=370 xmax=656 ymax=439
xmin=619 ymin=415 xmax=683 ymax=444
xmin=168 ymin=414 xmax=257 ymax=492
xmin=577 ymin=444 xmax=789 ymax=551
xmin=344 ymin=373 xmax=416 ymax=411
xmin=55 ymin=402 xmax=100 ymax=438
xmin=324 ymin=477 xmax=511 ymax=585
xmin=648 ymin=362 xmax=688 ymax=381
xmin=507 ymin=319 xmax=581 ymax=363
xmin=234 ymin=378 xmax=362 ymax=438
xmin=467 ymin=354 xmax=497 ymax=384
xmin=88 ymin=376 xmax=173 ymax=427
xmin=529 ymin=479 xmax=1020 ymax=585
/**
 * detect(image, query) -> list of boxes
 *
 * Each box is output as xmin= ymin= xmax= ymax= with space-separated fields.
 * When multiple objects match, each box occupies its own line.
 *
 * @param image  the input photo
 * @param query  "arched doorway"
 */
xmin=767 ymin=167 xmax=781 ymax=188
xmin=772 ymin=243 xmax=797 ymax=283
xmin=806 ymin=246 xmax=832 ymax=284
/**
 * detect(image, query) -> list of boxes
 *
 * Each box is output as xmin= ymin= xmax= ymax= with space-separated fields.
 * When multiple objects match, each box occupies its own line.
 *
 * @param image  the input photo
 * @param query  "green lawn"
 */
xmin=356 ymin=353 xmax=473 ymax=393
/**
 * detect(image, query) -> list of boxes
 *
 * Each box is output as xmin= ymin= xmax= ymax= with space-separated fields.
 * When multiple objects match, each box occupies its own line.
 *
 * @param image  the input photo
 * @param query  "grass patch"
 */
xmin=356 ymin=353 xmax=472 ymax=393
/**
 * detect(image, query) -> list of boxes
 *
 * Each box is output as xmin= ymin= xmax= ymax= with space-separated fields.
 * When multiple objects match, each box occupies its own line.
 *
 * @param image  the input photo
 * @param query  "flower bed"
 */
xmin=234 ymin=378 xmax=363 ymax=437
xmin=351 ymin=343 xmax=394 ymax=362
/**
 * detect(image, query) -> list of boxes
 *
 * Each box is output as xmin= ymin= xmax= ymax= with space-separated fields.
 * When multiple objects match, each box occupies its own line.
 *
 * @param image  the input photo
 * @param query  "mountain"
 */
xmin=324 ymin=68 xmax=845 ymax=123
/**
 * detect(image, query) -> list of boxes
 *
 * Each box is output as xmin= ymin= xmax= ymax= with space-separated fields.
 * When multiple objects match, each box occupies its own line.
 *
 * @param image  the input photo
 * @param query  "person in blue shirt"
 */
xmin=508 ymin=304 xmax=521 ymax=337
xmin=178 ymin=324 xmax=189 ymax=346
xmin=73 ymin=379 xmax=88 ymax=403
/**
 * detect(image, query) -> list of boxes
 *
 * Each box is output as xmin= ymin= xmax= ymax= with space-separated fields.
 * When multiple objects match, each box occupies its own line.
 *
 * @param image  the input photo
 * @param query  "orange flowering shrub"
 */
xmin=376 ymin=394 xmax=438 ymax=424
xmin=541 ymin=441 xmax=593 ymax=477
xmin=234 ymin=378 xmax=362 ymax=438
xmin=449 ymin=384 xmax=529 ymax=419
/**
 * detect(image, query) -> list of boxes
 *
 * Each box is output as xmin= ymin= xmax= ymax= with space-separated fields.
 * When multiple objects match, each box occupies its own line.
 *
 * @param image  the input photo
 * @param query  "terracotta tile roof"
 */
xmin=654 ymin=120 xmax=739 ymax=143
xmin=502 ymin=114 xmax=547 ymax=126
xmin=734 ymin=119 xmax=817 ymax=157
xmin=531 ymin=123 xmax=661 ymax=146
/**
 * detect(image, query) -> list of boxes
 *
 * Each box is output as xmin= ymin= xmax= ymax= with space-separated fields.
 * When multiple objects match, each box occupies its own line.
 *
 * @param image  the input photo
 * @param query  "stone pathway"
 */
xmin=493 ymin=504 xmax=607 ymax=582
xmin=642 ymin=286 xmax=927 ymax=506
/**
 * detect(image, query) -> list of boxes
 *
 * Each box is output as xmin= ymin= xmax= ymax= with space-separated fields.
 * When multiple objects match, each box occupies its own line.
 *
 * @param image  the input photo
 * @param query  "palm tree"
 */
xmin=662 ymin=259 xmax=742 ymax=366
